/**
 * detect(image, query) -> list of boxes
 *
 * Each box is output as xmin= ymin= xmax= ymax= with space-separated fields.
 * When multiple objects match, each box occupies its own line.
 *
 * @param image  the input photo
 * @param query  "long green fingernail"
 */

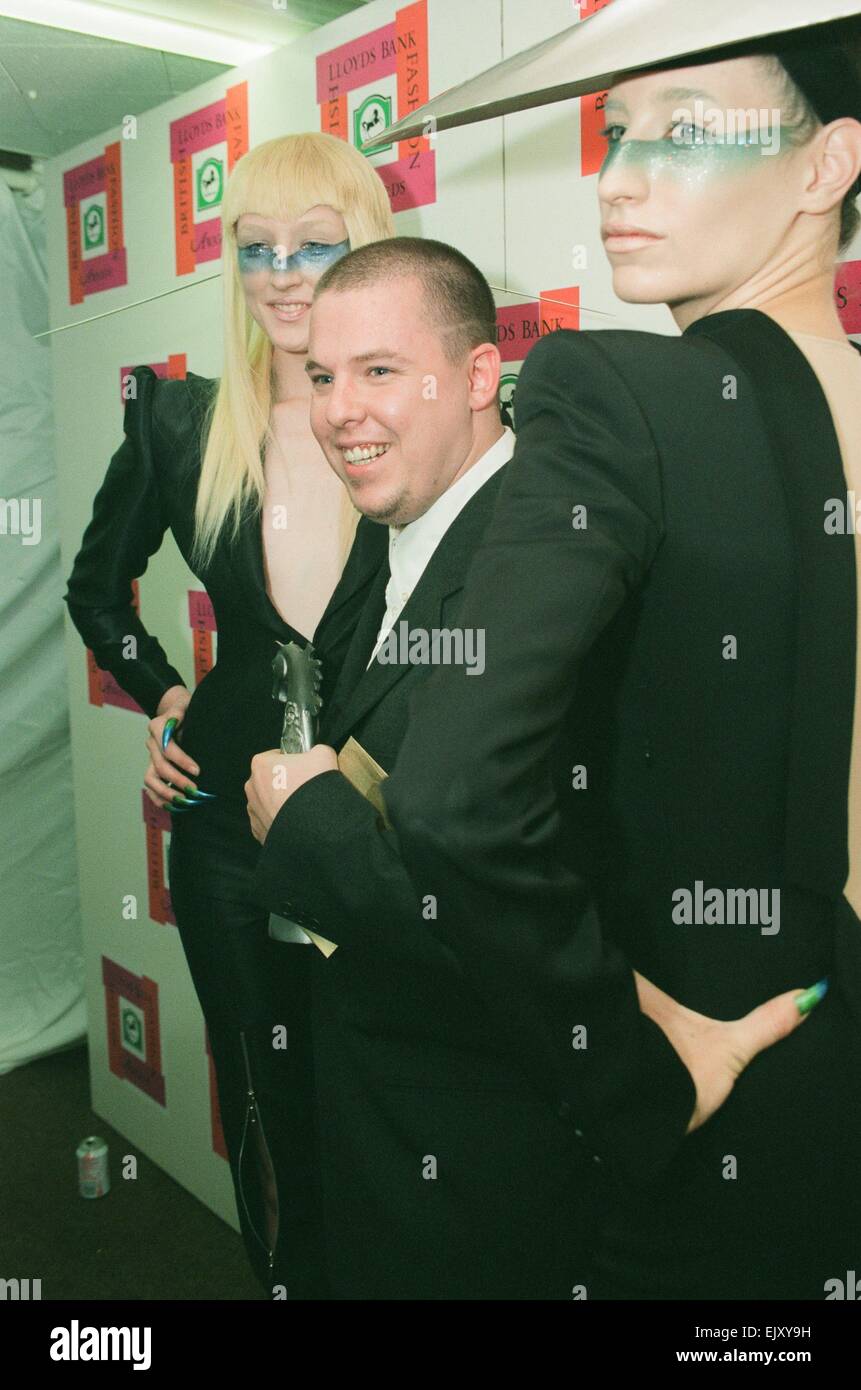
xmin=162 ymin=718 xmax=178 ymax=751
xmin=183 ymin=786 xmax=216 ymax=799
xmin=795 ymin=978 xmax=829 ymax=1016
xmin=171 ymin=794 xmax=197 ymax=808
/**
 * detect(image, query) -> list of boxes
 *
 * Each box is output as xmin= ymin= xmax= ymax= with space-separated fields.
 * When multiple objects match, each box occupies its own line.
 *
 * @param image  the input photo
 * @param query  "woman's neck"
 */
xmin=271 ymin=341 xmax=312 ymax=404
xmin=744 ymin=274 xmax=849 ymax=342
xmin=675 ymin=265 xmax=849 ymax=343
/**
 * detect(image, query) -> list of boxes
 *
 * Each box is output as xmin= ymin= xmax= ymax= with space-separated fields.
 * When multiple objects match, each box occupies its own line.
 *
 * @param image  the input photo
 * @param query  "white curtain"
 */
xmin=0 ymin=171 xmax=85 ymax=1074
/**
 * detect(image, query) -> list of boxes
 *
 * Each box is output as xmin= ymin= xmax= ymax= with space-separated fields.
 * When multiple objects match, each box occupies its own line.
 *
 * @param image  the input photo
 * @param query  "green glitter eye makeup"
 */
xmin=599 ymin=126 xmax=790 ymax=181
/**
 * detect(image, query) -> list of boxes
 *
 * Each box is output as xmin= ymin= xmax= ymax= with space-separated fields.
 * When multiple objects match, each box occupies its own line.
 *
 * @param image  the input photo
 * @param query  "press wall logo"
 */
xmin=83 ymin=203 xmax=105 ymax=250
xmin=499 ymin=374 xmax=518 ymax=430
xmin=85 ymin=577 xmax=143 ymax=714
xmin=354 ymin=94 xmax=393 ymax=154
xmin=188 ymin=589 xmax=218 ymax=685
xmin=579 ymin=0 xmax=618 ymax=175
xmin=196 ymin=156 xmax=224 ymax=211
xmin=496 ymin=286 xmax=580 ymax=400
xmin=102 ymin=957 xmax=166 ymax=1104
xmin=835 ymin=259 xmax=861 ymax=334
xmin=119 ymin=355 xmax=187 ymax=406
xmin=170 ymin=81 xmax=248 ymax=275
xmin=206 ymin=1027 xmax=228 ymax=1160
xmin=317 ymin=0 xmax=435 ymax=212
xmin=142 ymin=791 xmax=175 ymax=926
xmin=63 ymin=143 xmax=128 ymax=305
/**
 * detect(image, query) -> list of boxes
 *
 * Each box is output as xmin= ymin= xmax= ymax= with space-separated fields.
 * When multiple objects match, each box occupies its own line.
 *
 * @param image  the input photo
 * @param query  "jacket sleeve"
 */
xmin=250 ymin=769 xmax=464 ymax=975
xmin=64 ymin=366 xmax=188 ymax=718
xmin=383 ymin=329 xmax=697 ymax=1189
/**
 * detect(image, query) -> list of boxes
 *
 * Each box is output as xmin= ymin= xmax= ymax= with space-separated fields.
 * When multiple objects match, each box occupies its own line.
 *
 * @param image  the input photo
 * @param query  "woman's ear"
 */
xmin=803 ymin=117 xmax=861 ymax=216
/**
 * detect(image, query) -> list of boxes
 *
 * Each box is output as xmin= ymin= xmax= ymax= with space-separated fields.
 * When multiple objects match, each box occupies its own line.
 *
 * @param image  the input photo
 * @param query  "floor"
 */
xmin=0 ymin=1041 xmax=264 ymax=1300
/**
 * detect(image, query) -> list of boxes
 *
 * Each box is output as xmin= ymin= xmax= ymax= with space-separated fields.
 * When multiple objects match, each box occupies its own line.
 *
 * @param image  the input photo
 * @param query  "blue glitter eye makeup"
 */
xmin=236 ymin=243 xmax=272 ymax=272
xmin=303 ymin=242 xmax=340 ymax=260
xmin=237 ymin=238 xmax=351 ymax=275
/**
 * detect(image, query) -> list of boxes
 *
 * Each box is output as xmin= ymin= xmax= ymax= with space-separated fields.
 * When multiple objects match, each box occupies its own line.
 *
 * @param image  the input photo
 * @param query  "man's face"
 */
xmin=597 ymin=56 xmax=809 ymax=324
xmin=235 ymin=203 xmax=350 ymax=353
xmin=307 ymin=276 xmax=480 ymax=526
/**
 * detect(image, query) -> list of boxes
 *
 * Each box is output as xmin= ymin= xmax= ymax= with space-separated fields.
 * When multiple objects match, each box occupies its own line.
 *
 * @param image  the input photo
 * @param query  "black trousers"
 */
xmin=167 ymin=798 xmax=332 ymax=1299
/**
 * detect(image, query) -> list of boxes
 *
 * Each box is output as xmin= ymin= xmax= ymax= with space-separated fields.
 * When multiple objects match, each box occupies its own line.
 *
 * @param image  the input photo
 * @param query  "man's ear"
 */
xmin=467 ymin=342 xmax=502 ymax=411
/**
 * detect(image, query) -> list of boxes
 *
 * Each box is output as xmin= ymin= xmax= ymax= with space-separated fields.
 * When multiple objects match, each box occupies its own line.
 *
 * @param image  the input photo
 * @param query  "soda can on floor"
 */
xmin=77 ymin=1136 xmax=110 ymax=1199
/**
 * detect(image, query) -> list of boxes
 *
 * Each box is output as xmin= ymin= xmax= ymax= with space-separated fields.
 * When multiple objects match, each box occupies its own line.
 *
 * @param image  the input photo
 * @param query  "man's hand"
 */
xmin=634 ymin=972 xmax=827 ymax=1133
xmin=245 ymin=745 xmax=339 ymax=844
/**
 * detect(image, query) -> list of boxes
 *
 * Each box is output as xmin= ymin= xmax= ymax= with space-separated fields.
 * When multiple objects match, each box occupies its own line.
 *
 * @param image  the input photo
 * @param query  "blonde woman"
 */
xmin=65 ymin=133 xmax=394 ymax=1296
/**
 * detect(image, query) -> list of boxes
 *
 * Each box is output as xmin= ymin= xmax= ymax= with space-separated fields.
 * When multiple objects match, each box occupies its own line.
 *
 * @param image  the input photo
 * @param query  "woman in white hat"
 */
xmin=381 ymin=4 xmax=861 ymax=1299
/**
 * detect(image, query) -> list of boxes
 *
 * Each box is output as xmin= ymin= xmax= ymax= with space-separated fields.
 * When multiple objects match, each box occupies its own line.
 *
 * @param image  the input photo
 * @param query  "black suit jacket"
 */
xmin=64 ymin=365 xmax=387 ymax=799
xmin=384 ymin=309 xmax=861 ymax=1216
xmin=251 ymin=463 xmax=610 ymax=1299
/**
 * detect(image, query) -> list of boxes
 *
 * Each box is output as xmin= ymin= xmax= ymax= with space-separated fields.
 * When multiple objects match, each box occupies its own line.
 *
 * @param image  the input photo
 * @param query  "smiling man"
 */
xmin=305 ymin=247 xmax=504 ymax=527
xmin=243 ymin=237 xmax=597 ymax=1301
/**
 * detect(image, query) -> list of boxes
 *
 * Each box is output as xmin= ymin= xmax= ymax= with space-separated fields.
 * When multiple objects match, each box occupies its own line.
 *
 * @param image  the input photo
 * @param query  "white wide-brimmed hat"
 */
xmin=363 ymin=0 xmax=861 ymax=150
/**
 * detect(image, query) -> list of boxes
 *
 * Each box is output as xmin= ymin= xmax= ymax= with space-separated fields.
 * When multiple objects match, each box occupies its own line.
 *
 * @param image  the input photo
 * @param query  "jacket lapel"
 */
xmin=324 ymin=468 xmax=505 ymax=748
xmin=684 ymin=307 xmax=858 ymax=896
xmin=320 ymin=560 xmax=391 ymax=740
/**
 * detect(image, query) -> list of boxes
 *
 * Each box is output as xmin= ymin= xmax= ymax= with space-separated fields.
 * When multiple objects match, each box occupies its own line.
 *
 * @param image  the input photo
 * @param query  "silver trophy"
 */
xmin=273 ymin=639 xmax=323 ymax=754
xmin=268 ymin=640 xmax=323 ymax=944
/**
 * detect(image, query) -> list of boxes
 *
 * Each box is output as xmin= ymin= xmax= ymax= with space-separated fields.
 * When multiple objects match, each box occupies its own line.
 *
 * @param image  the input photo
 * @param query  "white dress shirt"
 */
xmin=366 ymin=426 xmax=515 ymax=667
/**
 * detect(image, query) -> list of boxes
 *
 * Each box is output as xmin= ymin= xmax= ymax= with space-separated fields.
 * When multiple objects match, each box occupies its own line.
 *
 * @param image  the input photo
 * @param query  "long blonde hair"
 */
xmin=192 ymin=132 xmax=396 ymax=571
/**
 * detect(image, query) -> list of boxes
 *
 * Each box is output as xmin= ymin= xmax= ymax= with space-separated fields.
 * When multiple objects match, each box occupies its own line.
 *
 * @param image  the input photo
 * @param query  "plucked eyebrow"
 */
xmin=236 ymin=219 xmax=341 ymax=240
xmin=604 ymin=86 xmax=719 ymax=115
xmin=305 ymin=349 xmax=412 ymax=373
